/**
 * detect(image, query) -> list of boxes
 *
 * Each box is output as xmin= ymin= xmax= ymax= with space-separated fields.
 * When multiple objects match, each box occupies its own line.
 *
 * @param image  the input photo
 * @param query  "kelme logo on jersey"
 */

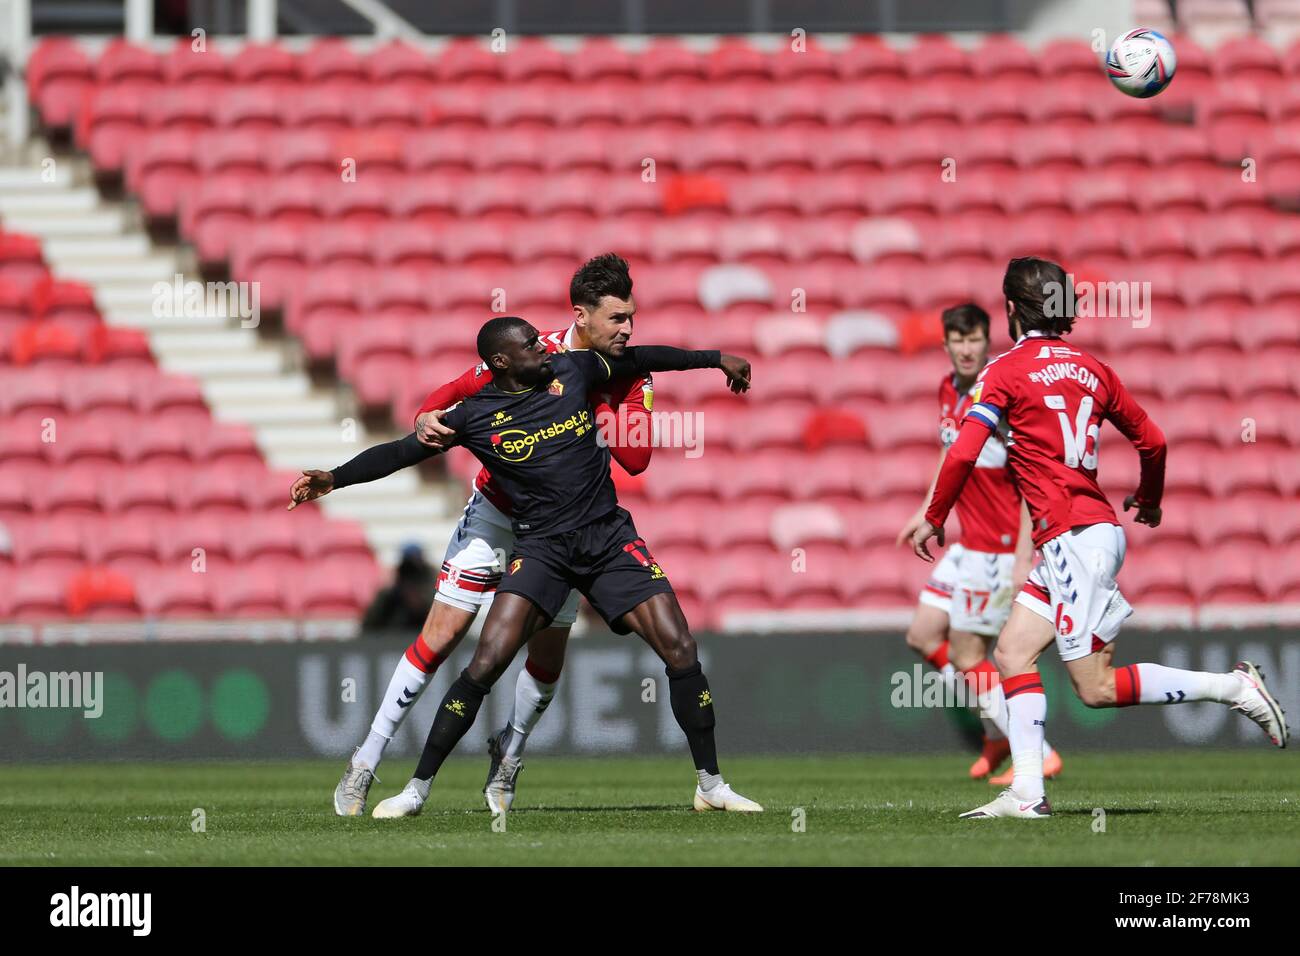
xmin=445 ymin=699 xmax=466 ymax=717
xmin=491 ymin=410 xmax=592 ymax=462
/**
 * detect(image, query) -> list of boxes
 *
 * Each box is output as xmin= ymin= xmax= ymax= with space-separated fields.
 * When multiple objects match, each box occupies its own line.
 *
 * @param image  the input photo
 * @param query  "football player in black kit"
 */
xmin=317 ymin=316 xmax=764 ymax=817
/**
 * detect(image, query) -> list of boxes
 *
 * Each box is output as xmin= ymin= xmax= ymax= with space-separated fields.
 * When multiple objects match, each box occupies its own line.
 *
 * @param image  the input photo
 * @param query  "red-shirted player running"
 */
xmin=912 ymin=258 xmax=1288 ymax=819
xmin=896 ymin=303 xmax=1063 ymax=783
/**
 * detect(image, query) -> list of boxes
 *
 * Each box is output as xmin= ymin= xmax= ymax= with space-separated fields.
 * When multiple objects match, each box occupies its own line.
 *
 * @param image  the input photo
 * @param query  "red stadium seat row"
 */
xmin=0 ymin=458 xmax=311 ymax=515
xmin=0 ymin=510 xmax=370 ymax=565
xmin=0 ymin=275 xmax=99 ymax=323
xmin=75 ymin=77 xmax=1188 ymax=144
xmin=160 ymin=193 xmax=1300 ymax=262
xmin=354 ymin=344 xmax=1300 ymax=419
xmin=123 ymin=126 xmax=1252 ymax=190
xmin=139 ymin=142 xmax=1300 ymax=226
xmin=0 ymin=559 xmax=380 ymax=620
xmin=29 ymin=34 xmax=1300 ymax=117
xmin=235 ymin=250 xmax=1300 ymax=317
xmin=28 ymin=35 xmax=1263 ymax=106
xmin=1 ymin=412 xmax=262 ymax=466
xmin=615 ymin=472 xmax=1300 ymax=537
xmin=441 ymin=443 xmax=1300 ymax=522
xmin=0 ymin=319 xmax=153 ymax=366
xmin=0 ymin=367 xmax=208 ymax=416
xmin=652 ymin=539 xmax=1300 ymax=612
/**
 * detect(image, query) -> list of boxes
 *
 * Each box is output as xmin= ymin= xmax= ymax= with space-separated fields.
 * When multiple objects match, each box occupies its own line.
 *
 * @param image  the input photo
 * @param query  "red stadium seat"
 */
xmin=1123 ymin=546 xmax=1193 ymax=605
xmin=78 ymin=84 xmax=147 ymax=172
xmin=365 ymin=40 xmax=435 ymax=88
xmin=1190 ymin=545 xmax=1265 ymax=605
xmin=435 ymin=38 xmax=502 ymax=84
xmin=27 ymin=37 xmax=95 ymax=128
xmin=214 ymin=86 xmax=282 ymax=132
xmin=229 ymin=43 xmax=298 ymax=85
xmin=96 ymin=39 xmax=162 ymax=88
xmin=162 ymin=38 xmax=230 ymax=87
xmin=10 ymin=571 xmax=75 ymax=620
xmin=67 ymin=566 xmax=139 ymax=618
xmin=136 ymin=568 xmax=216 ymax=618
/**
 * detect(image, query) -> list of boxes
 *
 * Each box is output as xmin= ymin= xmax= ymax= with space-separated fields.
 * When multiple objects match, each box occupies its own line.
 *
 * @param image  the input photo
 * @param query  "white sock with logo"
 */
xmin=504 ymin=661 xmax=559 ymax=760
xmin=1131 ymin=663 xmax=1240 ymax=705
xmin=1004 ymin=674 xmax=1047 ymax=801
xmin=356 ymin=648 xmax=437 ymax=770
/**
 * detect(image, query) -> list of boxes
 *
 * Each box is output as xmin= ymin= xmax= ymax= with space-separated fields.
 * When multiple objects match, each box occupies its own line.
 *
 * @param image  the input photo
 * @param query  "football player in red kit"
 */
xmin=896 ymin=303 xmax=1062 ymax=783
xmin=912 ymin=257 xmax=1288 ymax=819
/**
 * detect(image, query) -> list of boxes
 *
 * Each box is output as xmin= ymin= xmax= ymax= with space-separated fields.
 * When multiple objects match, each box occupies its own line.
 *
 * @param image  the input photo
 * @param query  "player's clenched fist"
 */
xmin=720 ymin=354 xmax=751 ymax=394
xmin=1123 ymin=494 xmax=1162 ymax=528
xmin=287 ymin=469 xmax=335 ymax=510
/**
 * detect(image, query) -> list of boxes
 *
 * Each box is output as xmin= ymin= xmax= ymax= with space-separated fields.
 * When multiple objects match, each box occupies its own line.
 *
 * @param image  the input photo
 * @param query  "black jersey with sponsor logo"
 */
xmin=440 ymin=347 xmax=719 ymax=538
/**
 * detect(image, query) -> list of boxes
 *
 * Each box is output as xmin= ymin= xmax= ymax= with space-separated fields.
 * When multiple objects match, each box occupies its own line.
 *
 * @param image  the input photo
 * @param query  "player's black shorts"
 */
xmin=497 ymin=507 xmax=674 ymax=634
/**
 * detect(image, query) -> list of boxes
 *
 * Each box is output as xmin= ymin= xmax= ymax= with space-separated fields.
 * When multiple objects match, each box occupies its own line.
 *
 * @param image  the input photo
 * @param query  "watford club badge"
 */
xmin=509 ymin=558 xmax=524 ymax=575
xmin=548 ymin=380 xmax=564 ymax=396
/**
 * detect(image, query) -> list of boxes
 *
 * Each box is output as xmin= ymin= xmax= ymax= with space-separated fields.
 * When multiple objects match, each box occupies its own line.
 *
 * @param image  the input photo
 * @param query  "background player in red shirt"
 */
xmin=896 ymin=303 xmax=1062 ymax=783
xmin=913 ymin=257 xmax=1288 ymax=819
xmin=291 ymin=255 xmax=657 ymax=816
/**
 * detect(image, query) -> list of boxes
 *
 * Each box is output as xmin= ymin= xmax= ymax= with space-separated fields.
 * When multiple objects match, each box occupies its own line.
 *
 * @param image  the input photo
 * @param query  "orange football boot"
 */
xmin=989 ymin=748 xmax=1063 ymax=786
xmin=968 ymin=735 xmax=1011 ymax=778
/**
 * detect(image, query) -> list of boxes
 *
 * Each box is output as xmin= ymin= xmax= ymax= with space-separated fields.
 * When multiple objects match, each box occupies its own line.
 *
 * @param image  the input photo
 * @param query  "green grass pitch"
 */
xmin=2 ymin=752 xmax=1297 ymax=866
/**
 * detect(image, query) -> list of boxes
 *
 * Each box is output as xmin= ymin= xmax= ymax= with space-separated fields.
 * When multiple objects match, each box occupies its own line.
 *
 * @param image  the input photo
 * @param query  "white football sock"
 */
xmin=504 ymin=664 xmax=558 ymax=760
xmin=356 ymin=651 xmax=435 ymax=770
xmin=978 ymin=682 xmax=1054 ymax=756
xmin=1131 ymin=663 xmax=1240 ymax=705
xmin=1005 ymin=676 xmax=1047 ymax=801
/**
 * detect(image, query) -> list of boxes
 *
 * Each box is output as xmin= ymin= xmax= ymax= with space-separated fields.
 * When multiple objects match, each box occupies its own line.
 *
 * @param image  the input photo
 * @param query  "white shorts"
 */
xmin=435 ymin=491 xmax=581 ymax=627
xmin=1014 ymin=523 xmax=1133 ymax=663
xmin=918 ymin=543 xmax=1017 ymax=637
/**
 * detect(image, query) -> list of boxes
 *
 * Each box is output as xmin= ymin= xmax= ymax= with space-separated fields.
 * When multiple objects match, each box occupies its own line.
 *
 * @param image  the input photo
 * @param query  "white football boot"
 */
xmin=693 ymin=782 xmax=764 ymax=812
xmin=332 ymin=755 xmax=377 ymax=817
xmin=372 ymin=781 xmax=426 ymax=819
xmin=1230 ymin=661 xmax=1289 ymax=748
xmin=483 ymin=727 xmax=523 ymax=815
xmin=960 ymin=789 xmax=1052 ymax=819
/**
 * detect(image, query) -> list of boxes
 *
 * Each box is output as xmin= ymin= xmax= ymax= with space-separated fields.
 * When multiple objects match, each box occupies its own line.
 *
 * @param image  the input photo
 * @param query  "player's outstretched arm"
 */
xmin=287 ymin=433 xmax=445 ymax=510
xmin=913 ymin=418 xmax=988 ymax=560
xmin=595 ymin=346 xmax=751 ymax=394
xmin=897 ymin=447 xmax=948 ymax=547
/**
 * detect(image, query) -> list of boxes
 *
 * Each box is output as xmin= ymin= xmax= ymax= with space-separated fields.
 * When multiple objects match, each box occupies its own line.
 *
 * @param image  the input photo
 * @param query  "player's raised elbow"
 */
xmin=617 ymin=447 xmax=653 ymax=476
xmin=1142 ymin=420 xmax=1168 ymax=458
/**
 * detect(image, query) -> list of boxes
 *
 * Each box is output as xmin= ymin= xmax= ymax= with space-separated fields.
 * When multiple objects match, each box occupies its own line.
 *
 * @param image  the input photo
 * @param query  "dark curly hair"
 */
xmin=570 ymin=253 xmax=632 ymax=309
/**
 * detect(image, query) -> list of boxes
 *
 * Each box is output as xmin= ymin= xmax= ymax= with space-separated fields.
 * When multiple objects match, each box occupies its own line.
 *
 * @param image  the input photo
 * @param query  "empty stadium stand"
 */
xmin=11 ymin=32 xmax=1300 ymax=631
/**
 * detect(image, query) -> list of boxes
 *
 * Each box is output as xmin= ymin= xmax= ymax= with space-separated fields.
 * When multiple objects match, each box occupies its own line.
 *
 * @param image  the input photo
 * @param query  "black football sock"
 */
xmin=413 ymin=670 xmax=490 ymax=782
xmin=666 ymin=662 xmax=719 ymax=776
